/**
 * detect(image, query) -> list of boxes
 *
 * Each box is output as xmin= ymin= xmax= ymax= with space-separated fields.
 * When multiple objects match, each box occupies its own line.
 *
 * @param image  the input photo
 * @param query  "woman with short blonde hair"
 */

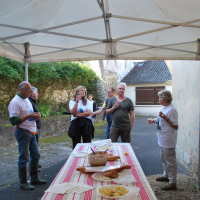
xmin=158 ymin=90 xmax=173 ymax=104
xmin=147 ymin=89 xmax=178 ymax=190
xmin=68 ymin=86 xmax=94 ymax=149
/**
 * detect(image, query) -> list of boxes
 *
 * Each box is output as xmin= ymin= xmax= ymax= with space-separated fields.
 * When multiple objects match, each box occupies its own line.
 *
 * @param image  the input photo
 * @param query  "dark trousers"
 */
xmin=72 ymin=119 xmax=93 ymax=149
xmin=110 ymin=126 xmax=131 ymax=143
xmin=35 ymin=128 xmax=40 ymax=144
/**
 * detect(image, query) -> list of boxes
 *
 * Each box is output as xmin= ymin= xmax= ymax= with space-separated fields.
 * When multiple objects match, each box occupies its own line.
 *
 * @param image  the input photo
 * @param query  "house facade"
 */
xmin=121 ymin=60 xmax=172 ymax=116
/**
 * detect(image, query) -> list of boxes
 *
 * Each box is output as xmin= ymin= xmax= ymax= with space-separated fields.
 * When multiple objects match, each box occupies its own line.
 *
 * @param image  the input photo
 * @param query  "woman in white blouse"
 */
xmin=68 ymin=86 xmax=94 ymax=149
xmin=147 ymin=90 xmax=178 ymax=190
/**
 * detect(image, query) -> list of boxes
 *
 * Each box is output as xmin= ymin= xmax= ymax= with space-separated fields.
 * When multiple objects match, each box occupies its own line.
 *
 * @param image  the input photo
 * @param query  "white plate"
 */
xmin=97 ymin=185 xmax=130 ymax=199
xmin=92 ymin=172 xmax=116 ymax=182
xmin=92 ymin=170 xmax=136 ymax=184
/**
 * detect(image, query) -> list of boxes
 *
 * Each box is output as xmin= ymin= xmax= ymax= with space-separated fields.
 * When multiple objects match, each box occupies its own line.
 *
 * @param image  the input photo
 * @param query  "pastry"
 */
xmin=76 ymin=164 xmax=131 ymax=173
xmin=107 ymin=154 xmax=120 ymax=161
xmin=105 ymin=170 xmax=119 ymax=178
xmin=76 ymin=167 xmax=86 ymax=173
xmin=116 ymin=164 xmax=131 ymax=172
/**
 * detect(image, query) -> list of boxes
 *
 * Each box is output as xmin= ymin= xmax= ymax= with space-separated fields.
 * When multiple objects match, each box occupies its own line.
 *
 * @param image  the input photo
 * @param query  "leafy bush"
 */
xmin=37 ymin=104 xmax=52 ymax=118
xmin=0 ymin=56 xmax=100 ymax=116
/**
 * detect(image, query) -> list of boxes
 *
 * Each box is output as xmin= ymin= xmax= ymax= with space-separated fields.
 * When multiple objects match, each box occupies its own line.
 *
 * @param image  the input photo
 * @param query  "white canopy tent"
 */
xmin=1 ymin=0 xmax=200 ymax=187
xmin=0 ymin=0 xmax=200 ymax=63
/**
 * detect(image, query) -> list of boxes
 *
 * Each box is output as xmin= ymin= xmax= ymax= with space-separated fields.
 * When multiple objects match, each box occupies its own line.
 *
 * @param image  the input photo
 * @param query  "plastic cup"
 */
xmin=147 ymin=118 xmax=153 ymax=124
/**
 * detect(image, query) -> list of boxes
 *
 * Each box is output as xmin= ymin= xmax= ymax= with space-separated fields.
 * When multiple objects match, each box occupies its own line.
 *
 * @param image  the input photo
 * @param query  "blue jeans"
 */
xmin=15 ymin=128 xmax=40 ymax=168
xmin=106 ymin=121 xmax=112 ymax=139
xmin=91 ymin=117 xmax=94 ymax=125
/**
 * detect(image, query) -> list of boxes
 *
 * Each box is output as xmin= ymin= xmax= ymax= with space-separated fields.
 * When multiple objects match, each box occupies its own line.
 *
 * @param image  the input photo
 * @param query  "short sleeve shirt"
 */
xmin=69 ymin=99 xmax=92 ymax=121
xmin=107 ymin=97 xmax=134 ymax=127
xmin=102 ymin=101 xmax=106 ymax=109
xmin=157 ymin=103 xmax=178 ymax=148
xmin=8 ymin=95 xmax=36 ymax=133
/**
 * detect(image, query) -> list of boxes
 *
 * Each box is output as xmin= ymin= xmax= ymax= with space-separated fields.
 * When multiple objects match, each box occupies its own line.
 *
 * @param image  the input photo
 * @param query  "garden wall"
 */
xmin=0 ymin=113 xmax=104 ymax=147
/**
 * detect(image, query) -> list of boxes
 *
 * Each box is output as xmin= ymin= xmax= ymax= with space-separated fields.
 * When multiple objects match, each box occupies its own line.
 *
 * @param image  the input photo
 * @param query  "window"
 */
xmin=136 ymin=86 xmax=165 ymax=105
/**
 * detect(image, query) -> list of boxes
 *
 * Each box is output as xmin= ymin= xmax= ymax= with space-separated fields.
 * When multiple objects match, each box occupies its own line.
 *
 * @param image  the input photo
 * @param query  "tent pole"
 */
xmin=24 ymin=42 xmax=30 ymax=82
xmin=197 ymin=39 xmax=200 ymax=188
xmin=25 ymin=59 xmax=28 ymax=82
xmin=198 ymin=89 xmax=200 ymax=188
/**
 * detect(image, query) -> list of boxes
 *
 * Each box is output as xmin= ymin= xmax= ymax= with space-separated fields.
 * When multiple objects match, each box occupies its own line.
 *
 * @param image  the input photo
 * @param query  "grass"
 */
xmin=94 ymin=130 xmax=103 ymax=134
xmin=40 ymin=133 xmax=71 ymax=144
xmin=94 ymin=121 xmax=107 ymax=127
xmin=5 ymin=123 xmax=12 ymax=127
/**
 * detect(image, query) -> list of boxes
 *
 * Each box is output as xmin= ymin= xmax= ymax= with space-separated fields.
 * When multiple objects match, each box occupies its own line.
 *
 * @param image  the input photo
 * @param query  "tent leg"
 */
xmin=25 ymin=59 xmax=28 ymax=82
xmin=24 ymin=42 xmax=30 ymax=82
xmin=198 ymin=95 xmax=200 ymax=188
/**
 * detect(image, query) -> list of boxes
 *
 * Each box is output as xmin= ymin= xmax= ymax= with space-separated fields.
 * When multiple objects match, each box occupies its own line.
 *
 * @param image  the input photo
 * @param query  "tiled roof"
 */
xmin=121 ymin=60 xmax=172 ymax=84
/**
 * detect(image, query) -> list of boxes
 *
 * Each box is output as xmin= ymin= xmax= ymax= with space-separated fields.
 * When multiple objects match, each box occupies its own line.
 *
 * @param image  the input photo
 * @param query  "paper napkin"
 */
xmin=113 ymin=169 xmax=136 ymax=185
xmin=45 ymin=182 xmax=94 ymax=194
xmin=123 ymin=187 xmax=140 ymax=200
xmin=90 ymin=139 xmax=112 ymax=147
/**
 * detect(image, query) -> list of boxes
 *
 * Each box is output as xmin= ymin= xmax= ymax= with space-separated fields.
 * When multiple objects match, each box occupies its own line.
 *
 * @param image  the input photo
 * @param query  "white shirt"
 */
xmin=8 ymin=95 xmax=36 ymax=133
xmin=88 ymin=100 xmax=94 ymax=112
xmin=157 ymin=103 xmax=178 ymax=148
xmin=69 ymin=99 xmax=92 ymax=121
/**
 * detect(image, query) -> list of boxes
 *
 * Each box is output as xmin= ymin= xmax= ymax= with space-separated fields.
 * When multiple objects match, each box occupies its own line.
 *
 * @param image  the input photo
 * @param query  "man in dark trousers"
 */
xmin=29 ymin=86 xmax=42 ymax=169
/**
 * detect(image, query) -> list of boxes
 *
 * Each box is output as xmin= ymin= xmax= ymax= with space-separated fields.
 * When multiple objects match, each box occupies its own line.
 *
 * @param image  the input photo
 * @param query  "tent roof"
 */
xmin=0 ymin=0 xmax=200 ymax=63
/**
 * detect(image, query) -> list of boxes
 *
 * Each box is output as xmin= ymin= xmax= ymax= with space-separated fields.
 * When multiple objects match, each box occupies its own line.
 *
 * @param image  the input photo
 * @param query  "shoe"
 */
xmin=18 ymin=167 xmax=35 ymax=190
xmin=162 ymin=183 xmax=177 ymax=190
xmin=30 ymin=163 xmax=46 ymax=185
xmin=38 ymin=164 xmax=42 ymax=168
xmin=156 ymin=176 xmax=169 ymax=182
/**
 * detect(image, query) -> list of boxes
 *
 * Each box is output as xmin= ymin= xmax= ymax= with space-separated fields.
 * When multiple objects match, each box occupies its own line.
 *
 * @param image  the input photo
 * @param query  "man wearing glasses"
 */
xmin=91 ymin=87 xmax=115 ymax=139
xmin=8 ymin=81 xmax=46 ymax=190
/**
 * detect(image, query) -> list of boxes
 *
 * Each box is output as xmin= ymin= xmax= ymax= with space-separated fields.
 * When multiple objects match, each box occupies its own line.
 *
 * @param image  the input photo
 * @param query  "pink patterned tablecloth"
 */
xmin=41 ymin=143 xmax=157 ymax=200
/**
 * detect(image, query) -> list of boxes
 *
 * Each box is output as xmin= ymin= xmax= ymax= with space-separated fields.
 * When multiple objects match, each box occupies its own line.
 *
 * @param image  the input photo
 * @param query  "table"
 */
xmin=41 ymin=143 xmax=157 ymax=200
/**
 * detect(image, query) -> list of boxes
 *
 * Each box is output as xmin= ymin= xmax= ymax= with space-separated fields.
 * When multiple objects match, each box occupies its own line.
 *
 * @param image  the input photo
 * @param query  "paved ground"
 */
xmin=0 ymin=116 xmax=190 ymax=200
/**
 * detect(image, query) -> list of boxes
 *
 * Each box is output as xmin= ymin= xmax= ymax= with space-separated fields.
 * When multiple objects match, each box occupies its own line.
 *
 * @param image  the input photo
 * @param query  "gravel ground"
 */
xmin=0 ymin=141 xmax=73 ymax=188
xmin=147 ymin=174 xmax=200 ymax=200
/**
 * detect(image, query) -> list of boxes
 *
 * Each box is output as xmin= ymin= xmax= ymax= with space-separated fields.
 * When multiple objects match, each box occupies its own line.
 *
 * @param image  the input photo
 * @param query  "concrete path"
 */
xmin=0 ymin=116 xmax=189 ymax=200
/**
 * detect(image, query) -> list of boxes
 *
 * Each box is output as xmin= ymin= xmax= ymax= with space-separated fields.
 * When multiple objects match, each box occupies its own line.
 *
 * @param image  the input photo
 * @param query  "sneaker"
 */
xmin=162 ymin=183 xmax=177 ymax=190
xmin=156 ymin=176 xmax=169 ymax=182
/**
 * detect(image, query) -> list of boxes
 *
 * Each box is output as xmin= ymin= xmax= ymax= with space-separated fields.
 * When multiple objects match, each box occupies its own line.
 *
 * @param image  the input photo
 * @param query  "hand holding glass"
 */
xmin=147 ymin=118 xmax=153 ymax=124
xmin=147 ymin=118 xmax=156 ymax=125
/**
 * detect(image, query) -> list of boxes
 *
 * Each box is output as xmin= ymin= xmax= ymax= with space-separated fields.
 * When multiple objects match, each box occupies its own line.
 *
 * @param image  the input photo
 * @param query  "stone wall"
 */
xmin=176 ymin=144 xmax=198 ymax=177
xmin=0 ymin=113 xmax=104 ymax=147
